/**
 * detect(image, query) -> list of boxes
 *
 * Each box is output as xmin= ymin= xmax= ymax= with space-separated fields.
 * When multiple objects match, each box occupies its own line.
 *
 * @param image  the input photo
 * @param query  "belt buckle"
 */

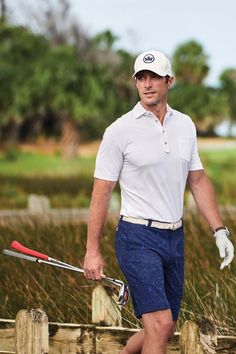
xmin=170 ymin=222 xmax=176 ymax=230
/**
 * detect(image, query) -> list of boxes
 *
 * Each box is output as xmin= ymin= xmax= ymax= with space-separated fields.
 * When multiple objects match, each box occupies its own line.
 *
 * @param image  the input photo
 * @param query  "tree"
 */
xmin=8 ymin=0 xmax=92 ymax=57
xmin=0 ymin=22 xmax=49 ymax=141
xmin=169 ymin=40 xmax=226 ymax=134
xmin=93 ymin=30 xmax=119 ymax=51
xmin=172 ymin=40 xmax=209 ymax=84
xmin=168 ymin=83 xmax=226 ymax=134
xmin=0 ymin=1 xmax=138 ymax=150
xmin=0 ymin=0 xmax=6 ymax=22
xmin=219 ymin=68 xmax=236 ymax=134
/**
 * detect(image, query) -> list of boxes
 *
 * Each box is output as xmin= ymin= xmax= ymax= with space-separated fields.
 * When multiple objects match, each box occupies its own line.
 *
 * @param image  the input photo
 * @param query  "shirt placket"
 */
xmin=162 ymin=128 xmax=170 ymax=153
xmin=153 ymin=117 xmax=170 ymax=153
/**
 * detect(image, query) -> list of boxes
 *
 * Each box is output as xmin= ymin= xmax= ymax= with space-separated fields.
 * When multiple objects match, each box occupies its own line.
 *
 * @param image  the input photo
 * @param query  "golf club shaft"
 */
xmin=3 ymin=249 xmax=129 ymax=305
xmin=11 ymin=241 xmax=123 ymax=287
xmin=4 ymin=249 xmax=86 ymax=273
xmin=11 ymin=240 xmax=86 ymax=270
xmin=3 ymin=249 xmax=38 ymax=262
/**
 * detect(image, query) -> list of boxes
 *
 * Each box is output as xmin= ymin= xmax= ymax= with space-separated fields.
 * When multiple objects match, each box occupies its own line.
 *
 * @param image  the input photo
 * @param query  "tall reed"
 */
xmin=0 ymin=211 xmax=235 ymax=333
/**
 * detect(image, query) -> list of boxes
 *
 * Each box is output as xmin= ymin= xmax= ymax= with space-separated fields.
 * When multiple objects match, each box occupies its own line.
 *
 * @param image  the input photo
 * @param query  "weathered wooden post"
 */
xmin=15 ymin=309 xmax=49 ymax=354
xmin=92 ymin=284 xmax=122 ymax=327
xmin=180 ymin=319 xmax=217 ymax=354
xmin=28 ymin=194 xmax=50 ymax=214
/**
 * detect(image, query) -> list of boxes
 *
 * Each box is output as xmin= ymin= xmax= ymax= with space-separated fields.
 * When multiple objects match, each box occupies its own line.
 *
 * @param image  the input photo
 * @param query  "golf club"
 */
xmin=3 ymin=241 xmax=129 ymax=305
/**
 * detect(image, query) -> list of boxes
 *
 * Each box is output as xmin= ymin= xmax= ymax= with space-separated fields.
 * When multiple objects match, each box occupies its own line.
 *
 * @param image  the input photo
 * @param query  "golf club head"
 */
xmin=103 ymin=277 xmax=129 ymax=305
xmin=5 ymin=240 xmax=130 ymax=306
xmin=118 ymin=284 xmax=130 ymax=305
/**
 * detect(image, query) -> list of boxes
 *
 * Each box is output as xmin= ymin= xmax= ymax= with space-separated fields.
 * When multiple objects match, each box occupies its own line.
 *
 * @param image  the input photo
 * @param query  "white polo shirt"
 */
xmin=94 ymin=102 xmax=203 ymax=222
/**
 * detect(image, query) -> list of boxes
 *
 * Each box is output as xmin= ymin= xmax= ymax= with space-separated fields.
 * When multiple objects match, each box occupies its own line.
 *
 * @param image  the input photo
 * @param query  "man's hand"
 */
xmin=214 ymin=228 xmax=234 ymax=270
xmin=83 ymin=250 xmax=105 ymax=281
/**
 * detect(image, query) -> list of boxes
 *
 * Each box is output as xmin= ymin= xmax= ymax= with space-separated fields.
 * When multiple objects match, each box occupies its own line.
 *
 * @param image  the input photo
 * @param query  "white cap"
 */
xmin=133 ymin=50 xmax=172 ymax=78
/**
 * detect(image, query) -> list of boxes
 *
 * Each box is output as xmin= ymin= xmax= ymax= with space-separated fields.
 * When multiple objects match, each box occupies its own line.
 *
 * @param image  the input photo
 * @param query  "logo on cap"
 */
xmin=143 ymin=54 xmax=155 ymax=63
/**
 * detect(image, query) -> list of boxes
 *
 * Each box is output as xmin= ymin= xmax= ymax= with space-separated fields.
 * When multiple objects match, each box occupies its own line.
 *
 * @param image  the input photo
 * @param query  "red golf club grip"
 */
xmin=11 ymin=241 xmax=49 ymax=260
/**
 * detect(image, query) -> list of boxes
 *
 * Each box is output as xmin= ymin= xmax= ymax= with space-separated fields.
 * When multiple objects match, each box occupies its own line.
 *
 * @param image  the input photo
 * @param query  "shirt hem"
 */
xmin=94 ymin=174 xmax=118 ymax=182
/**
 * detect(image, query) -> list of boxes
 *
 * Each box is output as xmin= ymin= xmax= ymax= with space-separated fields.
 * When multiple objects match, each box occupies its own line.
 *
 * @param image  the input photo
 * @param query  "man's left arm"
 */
xmin=187 ymin=170 xmax=222 ymax=230
xmin=187 ymin=170 xmax=234 ymax=269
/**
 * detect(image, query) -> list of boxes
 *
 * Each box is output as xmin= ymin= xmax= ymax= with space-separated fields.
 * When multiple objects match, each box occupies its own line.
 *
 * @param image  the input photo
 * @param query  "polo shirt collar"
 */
xmin=132 ymin=102 xmax=173 ymax=119
xmin=132 ymin=102 xmax=147 ymax=118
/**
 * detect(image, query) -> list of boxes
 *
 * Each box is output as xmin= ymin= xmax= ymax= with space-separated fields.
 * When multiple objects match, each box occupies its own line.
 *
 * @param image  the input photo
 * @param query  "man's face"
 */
xmin=135 ymin=70 xmax=173 ymax=108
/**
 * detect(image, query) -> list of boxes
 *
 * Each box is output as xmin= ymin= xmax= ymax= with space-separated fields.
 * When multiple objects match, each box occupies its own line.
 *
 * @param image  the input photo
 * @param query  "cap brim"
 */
xmin=132 ymin=67 xmax=171 ymax=78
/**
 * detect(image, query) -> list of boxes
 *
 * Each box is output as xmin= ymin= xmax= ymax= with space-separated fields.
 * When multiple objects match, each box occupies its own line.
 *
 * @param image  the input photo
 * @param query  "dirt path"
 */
xmin=5 ymin=138 xmax=236 ymax=157
xmin=198 ymin=137 xmax=236 ymax=150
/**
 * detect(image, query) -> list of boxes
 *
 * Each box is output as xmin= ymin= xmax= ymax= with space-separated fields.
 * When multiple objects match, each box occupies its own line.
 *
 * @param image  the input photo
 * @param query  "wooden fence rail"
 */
xmin=0 ymin=285 xmax=236 ymax=353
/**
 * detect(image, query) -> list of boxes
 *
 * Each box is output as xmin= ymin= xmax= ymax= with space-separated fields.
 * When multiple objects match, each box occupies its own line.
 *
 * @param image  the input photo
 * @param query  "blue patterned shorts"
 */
xmin=115 ymin=220 xmax=184 ymax=321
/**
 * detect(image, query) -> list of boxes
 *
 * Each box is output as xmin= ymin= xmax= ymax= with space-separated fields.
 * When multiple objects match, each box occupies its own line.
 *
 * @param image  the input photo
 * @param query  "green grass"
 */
xmin=0 ymin=150 xmax=96 ymax=177
xmin=0 ymin=150 xmax=96 ymax=209
xmin=199 ymin=148 xmax=236 ymax=205
xmin=0 ymin=147 xmax=233 ymax=178
xmin=200 ymin=148 xmax=236 ymax=176
xmin=0 ymin=175 xmax=95 ymax=209
xmin=0 ymin=213 xmax=235 ymax=333
xmin=0 ymin=147 xmax=236 ymax=209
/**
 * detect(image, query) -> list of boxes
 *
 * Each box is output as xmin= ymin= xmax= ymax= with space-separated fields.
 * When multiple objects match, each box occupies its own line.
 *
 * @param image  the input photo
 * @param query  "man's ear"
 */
xmin=167 ymin=76 xmax=175 ymax=89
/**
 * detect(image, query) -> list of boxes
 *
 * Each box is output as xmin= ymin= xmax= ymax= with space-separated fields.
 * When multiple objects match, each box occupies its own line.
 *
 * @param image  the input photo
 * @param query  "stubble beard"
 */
xmin=142 ymin=96 xmax=160 ymax=108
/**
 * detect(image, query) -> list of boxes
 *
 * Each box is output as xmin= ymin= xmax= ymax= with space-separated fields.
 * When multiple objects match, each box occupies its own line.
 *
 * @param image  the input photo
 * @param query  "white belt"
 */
xmin=121 ymin=216 xmax=182 ymax=231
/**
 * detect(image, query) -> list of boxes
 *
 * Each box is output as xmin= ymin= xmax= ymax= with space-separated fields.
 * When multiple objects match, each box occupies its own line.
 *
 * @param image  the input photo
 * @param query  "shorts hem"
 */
xmin=135 ymin=306 xmax=170 ymax=319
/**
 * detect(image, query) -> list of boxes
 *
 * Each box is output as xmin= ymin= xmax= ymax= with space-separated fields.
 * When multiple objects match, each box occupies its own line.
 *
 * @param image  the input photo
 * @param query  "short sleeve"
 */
xmin=189 ymin=124 xmax=204 ymax=171
xmin=94 ymin=127 xmax=123 ymax=181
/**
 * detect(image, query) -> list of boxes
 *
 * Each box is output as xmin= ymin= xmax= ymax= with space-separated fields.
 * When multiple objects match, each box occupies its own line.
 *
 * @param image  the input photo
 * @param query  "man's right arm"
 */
xmin=83 ymin=178 xmax=116 ymax=280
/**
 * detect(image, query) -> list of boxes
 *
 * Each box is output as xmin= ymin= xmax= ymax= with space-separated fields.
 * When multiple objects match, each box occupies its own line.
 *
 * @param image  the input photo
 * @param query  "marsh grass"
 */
xmin=0 ymin=212 xmax=235 ymax=333
xmin=0 ymin=218 xmax=141 ymax=328
xmin=182 ymin=211 xmax=236 ymax=334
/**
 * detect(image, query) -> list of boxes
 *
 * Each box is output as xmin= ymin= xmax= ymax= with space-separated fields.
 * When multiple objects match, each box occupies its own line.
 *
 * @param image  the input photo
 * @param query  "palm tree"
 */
xmin=0 ymin=0 xmax=6 ymax=22
xmin=172 ymin=40 xmax=209 ymax=84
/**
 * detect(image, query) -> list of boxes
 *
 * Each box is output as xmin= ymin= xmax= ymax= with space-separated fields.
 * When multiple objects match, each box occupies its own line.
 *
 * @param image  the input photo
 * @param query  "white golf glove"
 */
xmin=214 ymin=227 xmax=234 ymax=270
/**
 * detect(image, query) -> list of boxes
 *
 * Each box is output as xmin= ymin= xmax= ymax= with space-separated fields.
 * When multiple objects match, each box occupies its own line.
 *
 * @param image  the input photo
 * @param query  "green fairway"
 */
xmin=200 ymin=147 xmax=236 ymax=164
xmin=0 ymin=146 xmax=235 ymax=177
xmin=0 ymin=151 xmax=96 ymax=177
xmin=0 ymin=150 xmax=96 ymax=209
xmin=0 ymin=147 xmax=235 ymax=209
xmin=199 ymin=148 xmax=236 ymax=204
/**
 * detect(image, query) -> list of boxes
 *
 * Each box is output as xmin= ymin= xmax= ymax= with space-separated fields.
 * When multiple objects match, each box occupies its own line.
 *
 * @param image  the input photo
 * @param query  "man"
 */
xmin=83 ymin=50 xmax=234 ymax=354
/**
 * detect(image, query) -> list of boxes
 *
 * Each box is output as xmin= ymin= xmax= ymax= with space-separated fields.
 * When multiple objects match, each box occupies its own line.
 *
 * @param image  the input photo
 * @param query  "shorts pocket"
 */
xmin=177 ymin=136 xmax=194 ymax=162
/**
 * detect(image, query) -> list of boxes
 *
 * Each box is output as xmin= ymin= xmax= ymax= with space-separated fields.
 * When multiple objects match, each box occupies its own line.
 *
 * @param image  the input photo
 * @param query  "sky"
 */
xmin=69 ymin=0 xmax=236 ymax=86
xmin=7 ymin=0 xmax=236 ymax=86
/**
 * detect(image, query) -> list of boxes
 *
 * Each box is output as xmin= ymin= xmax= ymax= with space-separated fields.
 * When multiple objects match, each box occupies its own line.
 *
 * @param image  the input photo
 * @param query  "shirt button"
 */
xmin=164 ymin=142 xmax=167 ymax=144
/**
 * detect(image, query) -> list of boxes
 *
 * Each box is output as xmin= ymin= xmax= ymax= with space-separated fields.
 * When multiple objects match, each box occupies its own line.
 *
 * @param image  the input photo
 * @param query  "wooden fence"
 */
xmin=0 ymin=285 xmax=236 ymax=354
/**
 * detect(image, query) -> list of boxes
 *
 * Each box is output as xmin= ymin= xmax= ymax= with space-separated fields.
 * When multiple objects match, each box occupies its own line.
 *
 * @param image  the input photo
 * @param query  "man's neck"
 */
xmin=141 ymin=101 xmax=167 ymax=124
